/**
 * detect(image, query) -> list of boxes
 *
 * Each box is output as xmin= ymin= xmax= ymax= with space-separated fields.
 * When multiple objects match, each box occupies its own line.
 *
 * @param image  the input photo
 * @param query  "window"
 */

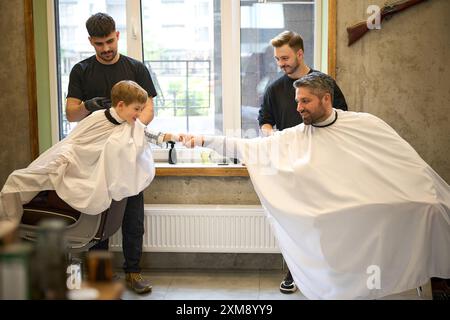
xmin=54 ymin=0 xmax=127 ymax=138
xmin=51 ymin=0 xmax=325 ymax=143
xmin=240 ymin=0 xmax=315 ymax=137
xmin=141 ymin=0 xmax=220 ymax=135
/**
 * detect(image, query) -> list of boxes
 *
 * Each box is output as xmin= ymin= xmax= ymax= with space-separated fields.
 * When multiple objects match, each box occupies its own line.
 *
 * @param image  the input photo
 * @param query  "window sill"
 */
xmin=155 ymin=163 xmax=249 ymax=177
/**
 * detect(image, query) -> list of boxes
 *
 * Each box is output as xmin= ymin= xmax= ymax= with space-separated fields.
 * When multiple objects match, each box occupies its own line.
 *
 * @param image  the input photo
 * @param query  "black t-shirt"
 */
xmin=257 ymin=69 xmax=347 ymax=130
xmin=67 ymin=54 xmax=157 ymax=102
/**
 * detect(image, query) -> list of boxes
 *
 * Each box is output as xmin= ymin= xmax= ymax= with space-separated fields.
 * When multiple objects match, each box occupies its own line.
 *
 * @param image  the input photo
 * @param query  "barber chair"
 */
xmin=19 ymin=190 xmax=127 ymax=252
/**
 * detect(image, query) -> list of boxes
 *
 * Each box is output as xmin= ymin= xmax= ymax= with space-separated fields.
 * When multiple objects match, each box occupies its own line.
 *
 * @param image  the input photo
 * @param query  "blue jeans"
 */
xmin=90 ymin=192 xmax=145 ymax=273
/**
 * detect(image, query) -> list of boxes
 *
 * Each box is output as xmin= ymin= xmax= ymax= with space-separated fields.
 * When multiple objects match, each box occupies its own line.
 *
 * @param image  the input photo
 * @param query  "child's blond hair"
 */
xmin=111 ymin=80 xmax=148 ymax=107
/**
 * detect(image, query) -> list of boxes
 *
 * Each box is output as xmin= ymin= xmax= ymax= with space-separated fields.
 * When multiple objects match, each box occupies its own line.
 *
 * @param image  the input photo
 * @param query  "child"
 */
xmin=0 ymin=80 xmax=178 ymax=236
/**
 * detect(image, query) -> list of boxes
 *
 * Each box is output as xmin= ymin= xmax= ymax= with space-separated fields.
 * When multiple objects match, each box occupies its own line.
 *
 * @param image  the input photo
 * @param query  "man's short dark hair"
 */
xmin=293 ymin=72 xmax=335 ymax=101
xmin=86 ymin=13 xmax=116 ymax=38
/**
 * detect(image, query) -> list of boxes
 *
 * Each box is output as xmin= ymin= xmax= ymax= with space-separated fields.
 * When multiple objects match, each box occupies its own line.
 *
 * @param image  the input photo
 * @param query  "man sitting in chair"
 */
xmin=181 ymin=72 xmax=450 ymax=299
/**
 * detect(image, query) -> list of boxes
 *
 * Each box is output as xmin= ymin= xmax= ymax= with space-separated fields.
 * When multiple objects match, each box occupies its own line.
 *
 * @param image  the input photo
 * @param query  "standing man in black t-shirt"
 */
xmin=258 ymin=30 xmax=347 ymax=136
xmin=66 ymin=13 xmax=157 ymax=294
xmin=257 ymin=31 xmax=348 ymax=294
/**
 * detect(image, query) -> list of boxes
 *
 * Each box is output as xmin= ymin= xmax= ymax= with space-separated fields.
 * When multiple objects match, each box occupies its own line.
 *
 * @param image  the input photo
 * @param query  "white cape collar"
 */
xmin=312 ymin=109 xmax=338 ymax=128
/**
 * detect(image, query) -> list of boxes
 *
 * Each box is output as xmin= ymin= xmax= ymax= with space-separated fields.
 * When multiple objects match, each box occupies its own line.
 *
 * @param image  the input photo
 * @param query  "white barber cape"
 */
xmin=204 ymin=109 xmax=450 ymax=300
xmin=0 ymin=109 xmax=155 ymax=236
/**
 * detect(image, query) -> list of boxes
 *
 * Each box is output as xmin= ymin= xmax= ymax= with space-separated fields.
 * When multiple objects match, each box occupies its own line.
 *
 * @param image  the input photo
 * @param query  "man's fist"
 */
xmin=163 ymin=133 xmax=183 ymax=143
xmin=84 ymin=97 xmax=112 ymax=112
xmin=183 ymin=135 xmax=204 ymax=148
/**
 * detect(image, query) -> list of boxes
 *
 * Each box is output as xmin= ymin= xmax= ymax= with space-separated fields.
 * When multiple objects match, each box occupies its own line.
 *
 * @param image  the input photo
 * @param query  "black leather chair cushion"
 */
xmin=21 ymin=191 xmax=81 ymax=226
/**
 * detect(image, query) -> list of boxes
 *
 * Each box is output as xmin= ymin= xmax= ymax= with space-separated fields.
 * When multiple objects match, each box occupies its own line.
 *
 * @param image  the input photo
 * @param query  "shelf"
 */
xmin=155 ymin=163 xmax=249 ymax=177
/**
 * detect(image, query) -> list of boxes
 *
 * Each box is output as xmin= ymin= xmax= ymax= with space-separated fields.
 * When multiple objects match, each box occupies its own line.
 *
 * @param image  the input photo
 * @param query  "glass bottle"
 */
xmin=32 ymin=219 xmax=68 ymax=300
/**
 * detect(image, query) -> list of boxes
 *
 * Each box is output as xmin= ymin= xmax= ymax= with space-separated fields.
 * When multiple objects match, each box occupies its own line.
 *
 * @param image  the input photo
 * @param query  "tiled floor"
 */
xmin=118 ymin=269 xmax=433 ymax=300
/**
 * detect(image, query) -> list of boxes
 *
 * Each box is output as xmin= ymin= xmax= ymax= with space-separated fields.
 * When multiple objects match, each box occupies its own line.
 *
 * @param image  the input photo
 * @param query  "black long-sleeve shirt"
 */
xmin=258 ymin=70 xmax=347 ymax=130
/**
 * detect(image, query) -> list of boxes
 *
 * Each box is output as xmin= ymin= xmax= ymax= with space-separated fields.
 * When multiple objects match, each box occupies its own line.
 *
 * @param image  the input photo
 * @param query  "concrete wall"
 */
xmin=0 ymin=0 xmax=32 ymax=186
xmin=336 ymin=0 xmax=450 ymax=183
xmin=144 ymin=176 xmax=260 ymax=204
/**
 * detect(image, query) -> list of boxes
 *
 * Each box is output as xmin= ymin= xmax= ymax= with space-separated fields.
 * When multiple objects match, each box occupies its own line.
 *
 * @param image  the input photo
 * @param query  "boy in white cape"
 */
xmin=0 ymin=80 xmax=178 ymax=237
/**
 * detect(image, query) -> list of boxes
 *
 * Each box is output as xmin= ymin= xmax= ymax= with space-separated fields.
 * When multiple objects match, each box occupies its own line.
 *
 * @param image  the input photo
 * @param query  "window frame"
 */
xmin=25 ymin=0 xmax=40 ymax=160
xmin=45 ymin=0 xmax=336 ymax=176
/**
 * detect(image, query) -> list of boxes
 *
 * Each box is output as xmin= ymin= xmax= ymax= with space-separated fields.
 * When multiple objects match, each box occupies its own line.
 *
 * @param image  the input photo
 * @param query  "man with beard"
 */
xmin=257 ymin=30 xmax=348 ymax=294
xmin=65 ymin=13 xmax=159 ymax=294
xmin=258 ymin=30 xmax=347 ymax=135
xmin=182 ymin=72 xmax=450 ymax=299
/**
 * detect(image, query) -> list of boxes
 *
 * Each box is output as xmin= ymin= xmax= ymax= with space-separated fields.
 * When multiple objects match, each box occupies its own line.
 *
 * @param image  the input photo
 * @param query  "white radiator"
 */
xmin=109 ymin=204 xmax=280 ymax=253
